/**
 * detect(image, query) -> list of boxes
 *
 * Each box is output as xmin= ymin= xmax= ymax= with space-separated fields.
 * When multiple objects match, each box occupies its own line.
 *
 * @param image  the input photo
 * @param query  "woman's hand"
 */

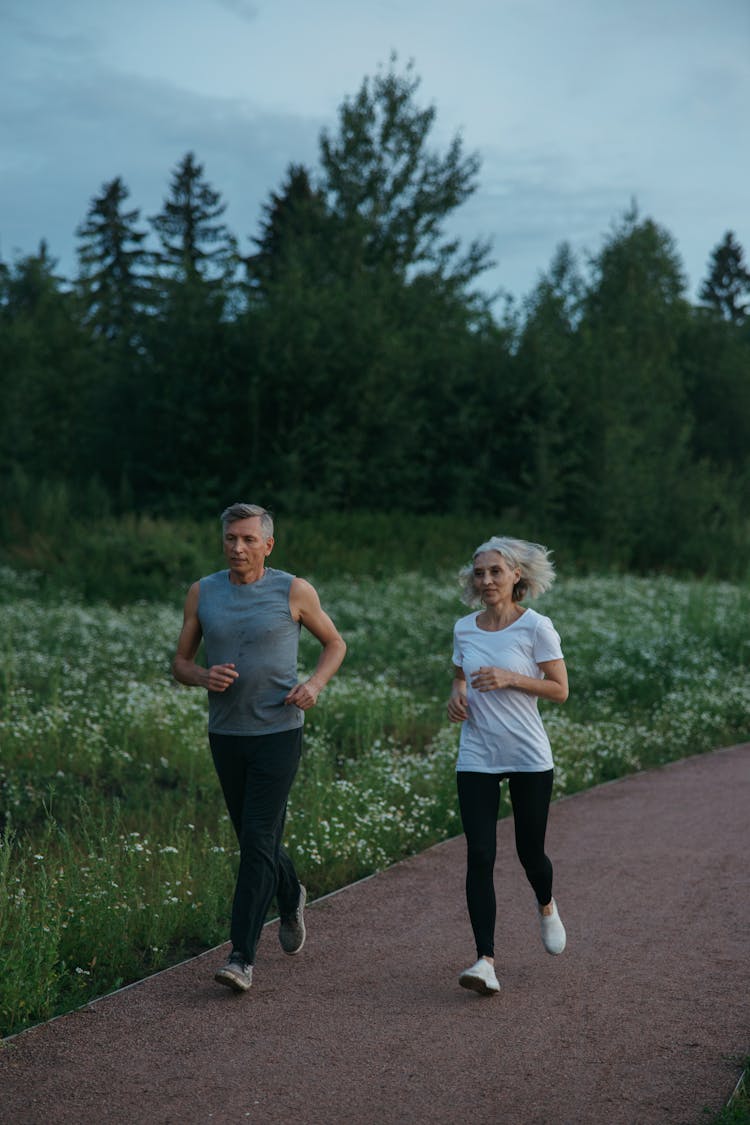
xmin=470 ymin=660 xmax=569 ymax=703
xmin=470 ymin=666 xmax=515 ymax=692
xmin=447 ymin=688 xmax=469 ymax=722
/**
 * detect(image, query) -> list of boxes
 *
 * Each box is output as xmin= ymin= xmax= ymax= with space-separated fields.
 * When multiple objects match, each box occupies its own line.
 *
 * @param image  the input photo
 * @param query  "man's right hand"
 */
xmin=205 ymin=663 xmax=239 ymax=692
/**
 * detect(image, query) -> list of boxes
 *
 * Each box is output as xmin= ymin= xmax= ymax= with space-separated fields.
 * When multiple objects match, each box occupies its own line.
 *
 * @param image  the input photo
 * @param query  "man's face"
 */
xmin=223 ymin=517 xmax=274 ymax=581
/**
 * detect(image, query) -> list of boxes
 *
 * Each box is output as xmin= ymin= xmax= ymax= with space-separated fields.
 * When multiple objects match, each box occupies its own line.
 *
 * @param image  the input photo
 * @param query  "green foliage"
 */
xmin=319 ymin=53 xmax=490 ymax=283
xmin=0 ymin=810 xmax=233 ymax=1035
xmin=512 ymin=242 xmax=584 ymax=527
xmin=149 ymin=151 xmax=237 ymax=282
xmin=682 ymin=310 xmax=750 ymax=476
xmin=0 ymin=507 xmax=558 ymax=602
xmin=700 ymin=231 xmax=750 ymax=323
xmin=702 ymin=1060 xmax=750 ymax=1124
xmin=75 ymin=176 xmax=151 ymax=340
xmin=246 ymin=163 xmax=331 ymax=298
xmin=0 ymin=246 xmax=98 ymax=482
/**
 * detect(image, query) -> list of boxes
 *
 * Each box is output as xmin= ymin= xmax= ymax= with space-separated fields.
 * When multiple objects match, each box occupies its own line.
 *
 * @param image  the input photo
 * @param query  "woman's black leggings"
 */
xmin=457 ymin=769 xmax=554 ymax=958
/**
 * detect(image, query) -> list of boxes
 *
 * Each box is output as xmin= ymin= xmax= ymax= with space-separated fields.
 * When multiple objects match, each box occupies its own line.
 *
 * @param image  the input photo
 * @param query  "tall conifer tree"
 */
xmin=76 ymin=176 xmax=150 ymax=340
xmin=150 ymin=152 xmax=237 ymax=281
xmin=246 ymin=163 xmax=330 ymax=297
xmin=699 ymin=231 xmax=750 ymax=323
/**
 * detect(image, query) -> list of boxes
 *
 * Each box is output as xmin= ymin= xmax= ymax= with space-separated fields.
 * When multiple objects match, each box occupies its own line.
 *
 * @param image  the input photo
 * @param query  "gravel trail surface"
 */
xmin=1 ymin=744 xmax=748 ymax=1125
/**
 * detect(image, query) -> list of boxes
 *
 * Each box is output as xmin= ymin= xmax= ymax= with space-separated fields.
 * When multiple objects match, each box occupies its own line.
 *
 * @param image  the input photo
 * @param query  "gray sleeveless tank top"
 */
xmin=198 ymin=567 xmax=303 ymax=735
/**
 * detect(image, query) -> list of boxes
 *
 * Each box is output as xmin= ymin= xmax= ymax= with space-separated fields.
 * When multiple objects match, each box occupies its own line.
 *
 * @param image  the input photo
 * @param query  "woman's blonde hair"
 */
xmin=458 ymin=536 xmax=556 ymax=606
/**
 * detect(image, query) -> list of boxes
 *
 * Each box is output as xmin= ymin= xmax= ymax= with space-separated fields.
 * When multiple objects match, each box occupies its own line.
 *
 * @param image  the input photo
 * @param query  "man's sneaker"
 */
xmin=458 ymin=958 xmax=500 ymax=996
xmin=279 ymin=884 xmax=307 ymax=955
xmin=539 ymin=897 xmax=566 ymax=954
xmin=214 ymin=954 xmax=253 ymax=992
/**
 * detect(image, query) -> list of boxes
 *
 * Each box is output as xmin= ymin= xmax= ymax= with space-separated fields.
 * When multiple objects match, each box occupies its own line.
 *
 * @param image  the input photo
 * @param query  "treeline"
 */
xmin=2 ymin=59 xmax=749 ymax=577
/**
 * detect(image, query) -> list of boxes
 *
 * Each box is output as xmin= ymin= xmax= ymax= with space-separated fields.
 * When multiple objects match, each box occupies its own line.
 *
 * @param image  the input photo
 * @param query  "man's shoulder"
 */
xmin=267 ymin=568 xmax=299 ymax=598
xmin=197 ymin=570 xmax=230 ymax=601
xmin=200 ymin=570 xmax=230 ymax=586
xmin=267 ymin=567 xmax=296 ymax=581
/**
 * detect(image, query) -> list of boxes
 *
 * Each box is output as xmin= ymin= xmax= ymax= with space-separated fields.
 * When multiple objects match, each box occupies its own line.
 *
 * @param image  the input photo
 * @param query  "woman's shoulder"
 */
xmin=522 ymin=606 xmax=553 ymax=623
xmin=523 ymin=608 xmax=563 ymax=658
xmin=519 ymin=607 xmax=559 ymax=635
xmin=454 ymin=610 xmax=478 ymax=632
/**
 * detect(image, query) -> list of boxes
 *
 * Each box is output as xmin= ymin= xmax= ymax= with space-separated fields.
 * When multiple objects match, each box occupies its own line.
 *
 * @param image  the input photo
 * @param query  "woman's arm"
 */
xmin=447 ymin=664 xmax=469 ymax=722
xmin=469 ymin=658 xmax=568 ymax=703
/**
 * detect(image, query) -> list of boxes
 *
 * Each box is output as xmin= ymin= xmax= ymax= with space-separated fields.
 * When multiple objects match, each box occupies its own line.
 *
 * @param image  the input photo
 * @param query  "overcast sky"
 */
xmin=2 ymin=0 xmax=748 ymax=305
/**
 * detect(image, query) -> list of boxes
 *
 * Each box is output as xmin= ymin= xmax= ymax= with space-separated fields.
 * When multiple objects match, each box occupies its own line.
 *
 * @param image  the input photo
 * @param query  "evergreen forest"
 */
xmin=2 ymin=60 xmax=749 ymax=579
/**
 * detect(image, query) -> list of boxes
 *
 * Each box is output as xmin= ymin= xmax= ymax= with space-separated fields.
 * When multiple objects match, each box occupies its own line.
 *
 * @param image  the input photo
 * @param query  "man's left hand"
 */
xmin=285 ymin=680 xmax=320 ymax=710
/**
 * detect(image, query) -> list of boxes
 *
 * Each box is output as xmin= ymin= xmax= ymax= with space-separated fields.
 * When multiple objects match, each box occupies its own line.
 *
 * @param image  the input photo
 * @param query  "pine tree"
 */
xmin=575 ymin=209 xmax=715 ymax=568
xmin=0 ymin=243 xmax=96 ymax=482
xmin=76 ymin=176 xmax=150 ymax=340
xmin=150 ymin=152 xmax=237 ymax=281
xmin=699 ymin=231 xmax=750 ymax=323
xmin=512 ymin=243 xmax=584 ymax=530
xmin=245 ymin=163 xmax=330 ymax=297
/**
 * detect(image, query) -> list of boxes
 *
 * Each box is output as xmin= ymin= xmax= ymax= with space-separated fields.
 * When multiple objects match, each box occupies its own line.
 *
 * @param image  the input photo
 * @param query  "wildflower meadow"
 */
xmin=1 ymin=564 xmax=749 ymax=1038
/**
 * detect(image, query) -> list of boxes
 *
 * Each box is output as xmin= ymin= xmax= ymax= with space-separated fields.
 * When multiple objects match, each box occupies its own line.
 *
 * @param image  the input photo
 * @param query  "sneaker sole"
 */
xmin=459 ymin=972 xmax=500 ymax=996
xmin=214 ymin=970 xmax=252 ymax=993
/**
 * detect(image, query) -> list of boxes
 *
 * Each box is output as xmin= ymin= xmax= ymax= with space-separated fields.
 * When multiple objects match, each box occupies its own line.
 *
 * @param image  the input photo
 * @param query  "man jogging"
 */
xmin=173 ymin=503 xmax=346 ymax=992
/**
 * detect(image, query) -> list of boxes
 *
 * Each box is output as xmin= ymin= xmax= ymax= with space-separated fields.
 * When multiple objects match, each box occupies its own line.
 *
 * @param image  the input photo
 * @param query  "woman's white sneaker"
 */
xmin=539 ymin=898 xmax=566 ymax=954
xmin=458 ymin=958 xmax=500 ymax=996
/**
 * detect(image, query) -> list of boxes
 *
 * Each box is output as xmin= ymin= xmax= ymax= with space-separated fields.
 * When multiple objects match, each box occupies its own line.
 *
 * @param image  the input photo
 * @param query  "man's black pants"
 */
xmin=209 ymin=728 xmax=302 ymax=964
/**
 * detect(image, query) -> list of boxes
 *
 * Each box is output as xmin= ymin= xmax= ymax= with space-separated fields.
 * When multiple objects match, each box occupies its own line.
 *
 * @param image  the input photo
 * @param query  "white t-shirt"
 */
xmin=451 ymin=607 xmax=564 ymax=773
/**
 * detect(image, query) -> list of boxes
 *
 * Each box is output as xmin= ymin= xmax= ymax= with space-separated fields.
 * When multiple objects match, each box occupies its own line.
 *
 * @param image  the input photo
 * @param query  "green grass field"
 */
xmin=1 ymin=563 xmax=749 ymax=1044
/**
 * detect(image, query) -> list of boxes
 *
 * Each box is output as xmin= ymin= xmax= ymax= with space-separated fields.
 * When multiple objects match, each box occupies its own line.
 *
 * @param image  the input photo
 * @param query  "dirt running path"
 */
xmin=1 ymin=745 xmax=748 ymax=1125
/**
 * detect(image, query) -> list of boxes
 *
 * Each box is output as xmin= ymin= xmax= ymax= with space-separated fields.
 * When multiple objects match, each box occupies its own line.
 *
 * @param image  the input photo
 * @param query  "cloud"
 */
xmin=1 ymin=0 xmax=748 ymax=301
xmin=215 ymin=0 xmax=259 ymax=21
xmin=0 ymin=4 xmax=84 ymax=48
xmin=0 ymin=59 xmax=323 ymax=269
xmin=451 ymin=176 xmax=634 ymax=302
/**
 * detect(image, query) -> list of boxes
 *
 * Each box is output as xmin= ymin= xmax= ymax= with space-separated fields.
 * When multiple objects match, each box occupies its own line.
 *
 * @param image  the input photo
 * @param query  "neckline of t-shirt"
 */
xmin=472 ymin=607 xmax=530 ymax=634
xmin=225 ymin=567 xmax=271 ymax=588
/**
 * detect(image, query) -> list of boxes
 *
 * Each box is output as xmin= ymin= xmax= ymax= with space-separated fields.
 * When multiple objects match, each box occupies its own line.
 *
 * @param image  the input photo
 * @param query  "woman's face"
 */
xmin=472 ymin=551 xmax=520 ymax=604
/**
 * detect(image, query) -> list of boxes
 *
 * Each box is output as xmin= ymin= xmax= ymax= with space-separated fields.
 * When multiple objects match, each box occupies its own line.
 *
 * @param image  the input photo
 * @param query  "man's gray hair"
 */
xmin=220 ymin=503 xmax=274 ymax=538
xmin=458 ymin=536 xmax=556 ymax=606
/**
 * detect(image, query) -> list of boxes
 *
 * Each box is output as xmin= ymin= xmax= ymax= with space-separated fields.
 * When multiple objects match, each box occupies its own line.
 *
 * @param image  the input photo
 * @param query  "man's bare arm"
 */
xmin=172 ymin=581 xmax=239 ymax=693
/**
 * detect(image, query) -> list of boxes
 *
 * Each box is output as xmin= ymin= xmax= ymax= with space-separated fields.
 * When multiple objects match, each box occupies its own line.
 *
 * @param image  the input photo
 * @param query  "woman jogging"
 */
xmin=447 ymin=536 xmax=569 ymax=996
